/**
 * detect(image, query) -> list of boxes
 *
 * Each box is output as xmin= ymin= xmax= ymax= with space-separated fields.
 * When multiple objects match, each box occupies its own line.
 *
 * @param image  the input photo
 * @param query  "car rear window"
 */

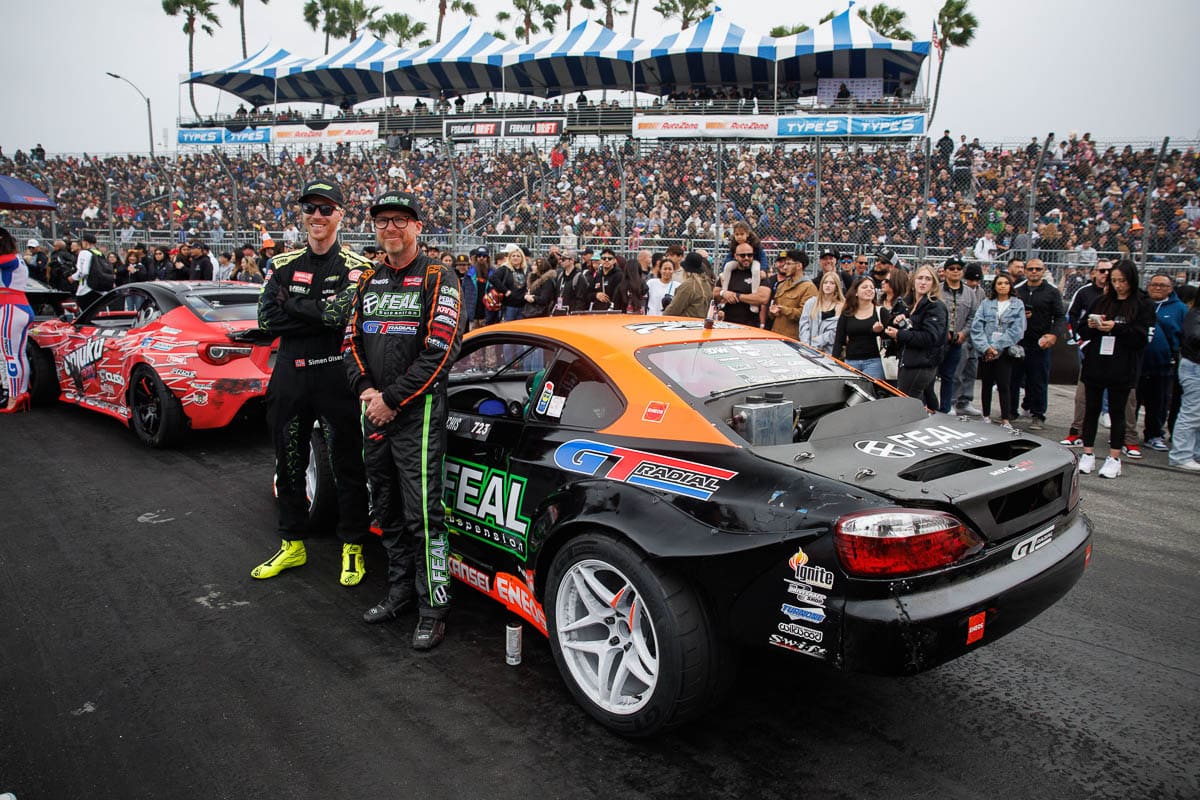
xmin=644 ymin=339 xmax=847 ymax=397
xmin=183 ymin=290 xmax=262 ymax=322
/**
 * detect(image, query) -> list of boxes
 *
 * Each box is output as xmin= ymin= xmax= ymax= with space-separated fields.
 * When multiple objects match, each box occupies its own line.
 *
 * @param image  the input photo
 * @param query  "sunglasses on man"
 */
xmin=300 ymin=201 xmax=338 ymax=216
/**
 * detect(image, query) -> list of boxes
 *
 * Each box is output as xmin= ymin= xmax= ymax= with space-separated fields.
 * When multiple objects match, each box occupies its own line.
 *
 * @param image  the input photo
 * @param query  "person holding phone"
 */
xmin=1076 ymin=260 xmax=1154 ymax=479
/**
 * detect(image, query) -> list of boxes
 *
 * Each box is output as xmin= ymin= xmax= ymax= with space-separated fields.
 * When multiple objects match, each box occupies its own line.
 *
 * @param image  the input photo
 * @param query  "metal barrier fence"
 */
xmin=5 ymin=134 xmax=1198 ymax=283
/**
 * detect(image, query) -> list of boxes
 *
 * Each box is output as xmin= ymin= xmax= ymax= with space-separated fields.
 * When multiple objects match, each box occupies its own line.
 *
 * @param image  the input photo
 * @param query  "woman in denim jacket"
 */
xmin=970 ymin=272 xmax=1027 ymax=426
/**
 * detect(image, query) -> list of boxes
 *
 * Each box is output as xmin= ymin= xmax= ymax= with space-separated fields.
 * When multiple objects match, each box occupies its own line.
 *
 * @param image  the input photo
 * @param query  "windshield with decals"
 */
xmin=644 ymin=340 xmax=851 ymax=398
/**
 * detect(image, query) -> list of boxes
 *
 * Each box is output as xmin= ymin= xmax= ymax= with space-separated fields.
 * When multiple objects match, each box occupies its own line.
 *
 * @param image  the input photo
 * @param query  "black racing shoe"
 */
xmin=362 ymin=594 xmax=412 ymax=624
xmin=412 ymin=617 xmax=446 ymax=651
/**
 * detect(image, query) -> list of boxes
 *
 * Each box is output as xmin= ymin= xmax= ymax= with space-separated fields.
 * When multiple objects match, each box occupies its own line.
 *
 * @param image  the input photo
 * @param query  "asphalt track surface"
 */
xmin=1 ymin=385 xmax=1197 ymax=800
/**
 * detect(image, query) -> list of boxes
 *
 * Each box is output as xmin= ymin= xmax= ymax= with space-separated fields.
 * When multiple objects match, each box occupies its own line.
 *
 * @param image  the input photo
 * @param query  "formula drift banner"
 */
xmin=273 ymin=122 xmax=379 ymax=143
xmin=633 ymin=114 xmax=925 ymax=139
xmin=443 ymin=119 xmax=565 ymax=140
xmin=178 ymin=127 xmax=273 ymax=145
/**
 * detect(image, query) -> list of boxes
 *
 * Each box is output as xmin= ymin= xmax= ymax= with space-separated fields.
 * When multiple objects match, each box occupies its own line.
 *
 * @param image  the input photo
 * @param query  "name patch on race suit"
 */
xmin=293 ymin=271 xmax=313 ymax=285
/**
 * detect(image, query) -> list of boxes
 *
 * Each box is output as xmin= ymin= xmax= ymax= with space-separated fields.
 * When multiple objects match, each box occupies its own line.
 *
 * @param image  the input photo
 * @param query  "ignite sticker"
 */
xmin=403 ymin=276 xmax=423 ymax=287
xmin=781 ymin=603 xmax=826 ymax=624
xmin=966 ymin=611 xmax=986 ymax=645
xmin=294 ymin=271 xmax=313 ymax=285
xmin=789 ymin=547 xmax=834 ymax=590
xmin=642 ymin=401 xmax=669 ymax=423
xmin=535 ymin=381 xmax=555 ymax=415
xmin=553 ymin=438 xmax=737 ymax=500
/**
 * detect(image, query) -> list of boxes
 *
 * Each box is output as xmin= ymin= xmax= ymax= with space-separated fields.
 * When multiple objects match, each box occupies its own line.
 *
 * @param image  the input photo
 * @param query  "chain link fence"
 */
xmin=3 ymin=135 xmax=1197 ymax=284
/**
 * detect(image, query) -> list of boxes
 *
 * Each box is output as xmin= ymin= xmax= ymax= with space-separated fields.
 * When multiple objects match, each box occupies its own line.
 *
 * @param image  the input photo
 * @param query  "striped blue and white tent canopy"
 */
xmin=275 ymin=37 xmax=410 ymax=105
xmin=631 ymin=13 xmax=776 ymax=94
xmin=773 ymin=7 xmax=930 ymax=88
xmin=376 ymin=24 xmax=516 ymax=98
xmin=499 ymin=21 xmax=642 ymax=98
xmin=185 ymin=45 xmax=312 ymax=107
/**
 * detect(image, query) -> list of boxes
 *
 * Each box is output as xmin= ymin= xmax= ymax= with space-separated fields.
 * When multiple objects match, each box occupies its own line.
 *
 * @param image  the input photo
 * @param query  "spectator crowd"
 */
xmin=2 ymin=131 xmax=1198 ymax=277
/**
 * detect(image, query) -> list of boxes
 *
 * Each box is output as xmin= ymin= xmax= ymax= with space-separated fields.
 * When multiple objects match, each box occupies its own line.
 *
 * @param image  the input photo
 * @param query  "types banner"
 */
xmin=177 ymin=127 xmax=273 ymax=145
xmin=633 ymin=114 xmax=926 ymax=139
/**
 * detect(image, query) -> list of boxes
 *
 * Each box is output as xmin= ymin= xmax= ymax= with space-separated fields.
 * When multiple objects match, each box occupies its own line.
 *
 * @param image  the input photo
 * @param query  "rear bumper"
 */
xmin=839 ymin=510 xmax=1093 ymax=674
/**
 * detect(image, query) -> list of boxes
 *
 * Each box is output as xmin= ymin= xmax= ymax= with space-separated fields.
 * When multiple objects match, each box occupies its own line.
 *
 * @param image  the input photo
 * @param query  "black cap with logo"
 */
xmin=369 ymin=190 xmax=422 ymax=220
xmin=298 ymin=177 xmax=344 ymax=207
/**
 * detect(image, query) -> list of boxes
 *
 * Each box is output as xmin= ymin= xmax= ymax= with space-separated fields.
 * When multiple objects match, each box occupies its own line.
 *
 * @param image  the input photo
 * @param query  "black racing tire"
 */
xmin=128 ymin=366 xmax=187 ymax=448
xmin=305 ymin=423 xmax=337 ymax=535
xmin=545 ymin=532 xmax=731 ymax=737
xmin=26 ymin=343 xmax=60 ymax=406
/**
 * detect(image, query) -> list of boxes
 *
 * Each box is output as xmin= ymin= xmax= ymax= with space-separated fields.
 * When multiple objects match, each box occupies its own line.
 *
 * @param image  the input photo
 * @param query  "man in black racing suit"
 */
xmin=251 ymin=177 xmax=372 ymax=586
xmin=346 ymin=190 xmax=463 ymax=651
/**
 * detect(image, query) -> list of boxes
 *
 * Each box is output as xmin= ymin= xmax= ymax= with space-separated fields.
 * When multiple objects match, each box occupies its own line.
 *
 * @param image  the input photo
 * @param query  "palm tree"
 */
xmin=819 ymin=10 xmax=836 ymax=24
xmin=629 ymin=0 xmax=640 ymax=35
xmin=563 ymin=0 xmax=574 ymax=28
xmin=579 ymin=0 xmax=626 ymax=29
xmin=339 ymin=0 xmax=384 ymax=40
xmin=435 ymin=0 xmax=478 ymax=43
xmin=163 ymin=0 xmax=222 ymax=118
xmin=770 ymin=23 xmax=809 ymax=37
xmin=857 ymin=3 xmax=914 ymax=40
xmin=228 ymin=0 xmax=269 ymax=58
xmin=304 ymin=0 xmax=347 ymax=54
xmin=371 ymin=12 xmax=430 ymax=47
xmin=929 ymin=0 xmax=978 ymax=125
xmin=496 ymin=0 xmax=562 ymax=44
xmin=652 ymin=0 xmax=712 ymax=30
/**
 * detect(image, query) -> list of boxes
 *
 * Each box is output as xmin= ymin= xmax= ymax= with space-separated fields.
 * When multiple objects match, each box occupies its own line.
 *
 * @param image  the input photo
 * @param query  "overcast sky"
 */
xmin=3 ymin=0 xmax=1196 ymax=155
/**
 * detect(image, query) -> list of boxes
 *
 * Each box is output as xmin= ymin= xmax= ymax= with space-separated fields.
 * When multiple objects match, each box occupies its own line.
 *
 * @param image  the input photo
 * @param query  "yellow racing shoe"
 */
xmin=251 ymin=539 xmax=307 ymax=579
xmin=340 ymin=543 xmax=365 ymax=586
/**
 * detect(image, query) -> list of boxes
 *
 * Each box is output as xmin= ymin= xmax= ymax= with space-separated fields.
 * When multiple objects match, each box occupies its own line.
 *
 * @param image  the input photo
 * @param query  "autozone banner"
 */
xmin=443 ymin=119 xmax=565 ymax=139
xmin=177 ymin=127 xmax=273 ymax=145
xmin=632 ymin=114 xmax=926 ymax=139
xmin=273 ymin=121 xmax=379 ymax=143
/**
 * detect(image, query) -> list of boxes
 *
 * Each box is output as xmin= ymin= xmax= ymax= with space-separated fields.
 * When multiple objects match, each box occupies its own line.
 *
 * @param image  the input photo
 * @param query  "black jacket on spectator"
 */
xmin=895 ymin=296 xmax=949 ymax=368
xmin=558 ymin=267 xmax=593 ymax=313
xmin=1016 ymin=282 xmax=1065 ymax=345
xmin=589 ymin=266 xmax=621 ymax=310
xmin=190 ymin=254 xmax=214 ymax=281
xmin=1066 ymin=283 xmax=1105 ymax=338
xmin=522 ymin=269 xmax=559 ymax=318
xmin=487 ymin=263 xmax=527 ymax=311
xmin=1079 ymin=293 xmax=1154 ymax=387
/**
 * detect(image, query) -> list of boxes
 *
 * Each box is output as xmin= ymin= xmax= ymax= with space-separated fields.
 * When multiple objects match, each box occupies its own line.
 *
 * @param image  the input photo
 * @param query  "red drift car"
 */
xmin=26 ymin=281 xmax=275 ymax=447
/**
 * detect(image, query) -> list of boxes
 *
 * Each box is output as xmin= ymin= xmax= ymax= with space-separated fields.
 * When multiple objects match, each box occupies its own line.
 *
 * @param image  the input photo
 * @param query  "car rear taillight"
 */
xmin=201 ymin=343 xmax=254 ymax=365
xmin=834 ymin=509 xmax=984 ymax=577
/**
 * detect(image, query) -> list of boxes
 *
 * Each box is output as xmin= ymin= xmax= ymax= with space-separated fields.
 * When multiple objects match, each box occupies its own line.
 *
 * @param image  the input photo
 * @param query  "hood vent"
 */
xmin=898 ymin=453 xmax=990 ymax=482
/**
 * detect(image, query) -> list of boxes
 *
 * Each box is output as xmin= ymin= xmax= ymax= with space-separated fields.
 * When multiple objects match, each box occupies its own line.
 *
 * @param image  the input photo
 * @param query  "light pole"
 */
xmin=107 ymin=72 xmax=155 ymax=159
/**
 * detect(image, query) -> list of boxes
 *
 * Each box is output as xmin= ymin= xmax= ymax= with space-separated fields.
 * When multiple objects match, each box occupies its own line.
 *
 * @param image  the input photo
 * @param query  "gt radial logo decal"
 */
xmin=854 ymin=440 xmax=916 ymax=459
xmin=553 ymin=439 xmax=737 ymax=500
xmin=789 ymin=547 xmax=834 ymax=590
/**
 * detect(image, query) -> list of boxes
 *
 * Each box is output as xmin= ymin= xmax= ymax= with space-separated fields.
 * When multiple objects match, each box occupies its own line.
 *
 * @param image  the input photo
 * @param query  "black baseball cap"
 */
xmin=369 ymin=190 xmax=422 ymax=220
xmin=362 ymin=245 xmax=378 ymax=255
xmin=876 ymin=247 xmax=896 ymax=265
xmin=472 ymin=246 xmax=489 ymax=257
xmin=299 ymin=177 xmax=344 ymax=207
xmin=963 ymin=263 xmax=984 ymax=281
xmin=454 ymin=254 xmax=469 ymax=265
xmin=944 ymin=255 xmax=965 ymax=269
xmin=819 ymin=247 xmax=838 ymax=259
